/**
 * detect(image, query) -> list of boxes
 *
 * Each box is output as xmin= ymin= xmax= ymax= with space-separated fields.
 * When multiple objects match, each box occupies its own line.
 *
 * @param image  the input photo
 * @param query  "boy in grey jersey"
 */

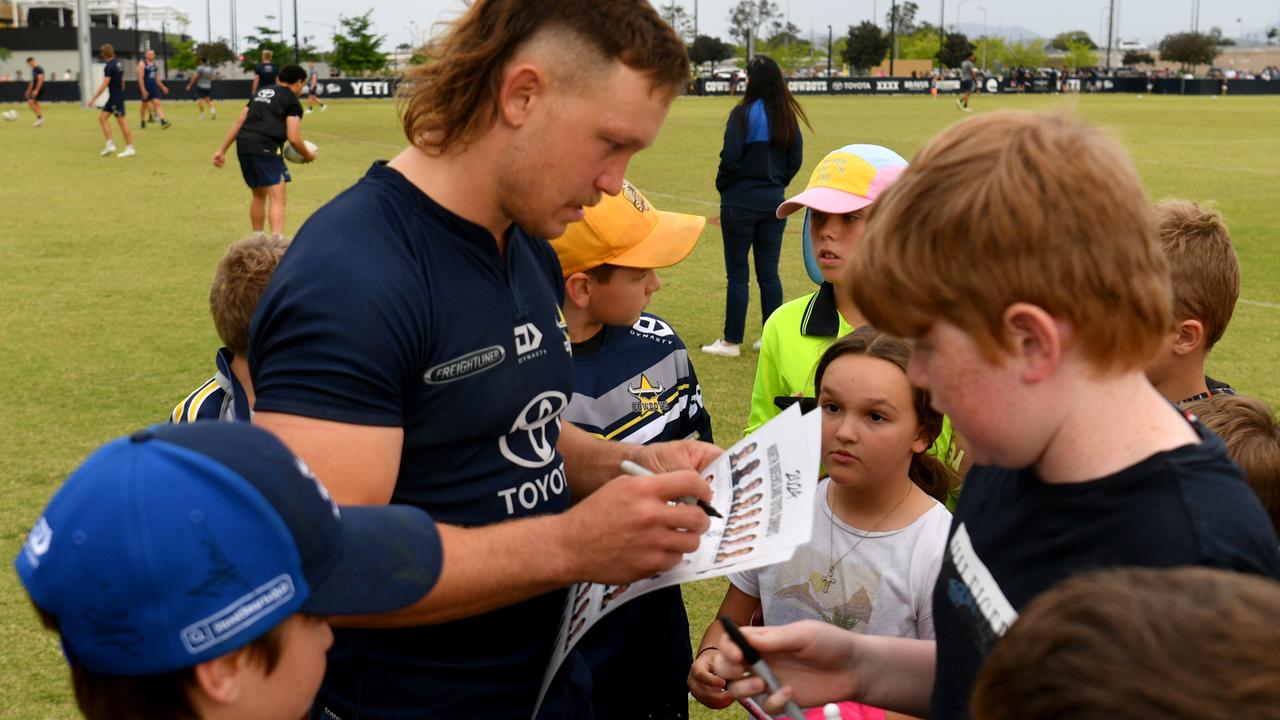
xmin=306 ymin=60 xmax=326 ymax=113
xmin=186 ymin=57 xmax=218 ymax=120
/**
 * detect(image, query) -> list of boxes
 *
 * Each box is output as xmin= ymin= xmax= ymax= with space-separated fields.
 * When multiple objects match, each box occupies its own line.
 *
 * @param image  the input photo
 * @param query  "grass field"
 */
xmin=3 ymin=92 xmax=1279 ymax=719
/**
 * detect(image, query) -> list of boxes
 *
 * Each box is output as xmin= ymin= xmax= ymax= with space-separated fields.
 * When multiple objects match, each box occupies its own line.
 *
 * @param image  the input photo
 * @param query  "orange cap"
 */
xmin=549 ymin=180 xmax=706 ymax=277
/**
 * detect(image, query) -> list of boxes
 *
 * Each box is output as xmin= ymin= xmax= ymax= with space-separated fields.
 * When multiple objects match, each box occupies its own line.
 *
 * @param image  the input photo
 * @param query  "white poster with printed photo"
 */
xmin=533 ymin=404 xmax=822 ymax=717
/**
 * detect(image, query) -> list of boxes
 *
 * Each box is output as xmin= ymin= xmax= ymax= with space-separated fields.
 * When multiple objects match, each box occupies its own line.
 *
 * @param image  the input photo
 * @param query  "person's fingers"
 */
xmin=757 ymin=685 xmax=797 ymax=714
xmin=652 ymin=469 xmax=712 ymax=504
xmin=724 ymin=674 xmax=767 ymax=699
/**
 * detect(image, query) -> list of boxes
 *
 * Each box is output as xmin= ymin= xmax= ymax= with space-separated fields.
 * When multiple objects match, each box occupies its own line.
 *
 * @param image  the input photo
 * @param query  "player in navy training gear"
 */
xmin=87 ymin=44 xmax=135 ymax=157
xmin=245 ymin=3 xmax=708 ymax=716
xmin=24 ymin=57 xmax=44 ymax=125
xmin=137 ymin=49 xmax=171 ymax=129
xmin=251 ymin=49 xmax=279 ymax=97
xmin=211 ymin=65 xmax=314 ymax=236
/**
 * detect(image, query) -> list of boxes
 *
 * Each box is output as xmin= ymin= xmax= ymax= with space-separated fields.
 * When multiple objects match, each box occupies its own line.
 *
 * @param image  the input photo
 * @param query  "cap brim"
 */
xmin=302 ymin=504 xmax=442 ymax=616
xmin=777 ymin=188 xmax=874 ymax=218
xmin=608 ymin=210 xmax=706 ymax=269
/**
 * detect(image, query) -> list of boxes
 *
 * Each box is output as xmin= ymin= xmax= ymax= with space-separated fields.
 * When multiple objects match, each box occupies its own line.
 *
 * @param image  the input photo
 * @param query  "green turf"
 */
xmin=2 ymin=93 xmax=1278 ymax=719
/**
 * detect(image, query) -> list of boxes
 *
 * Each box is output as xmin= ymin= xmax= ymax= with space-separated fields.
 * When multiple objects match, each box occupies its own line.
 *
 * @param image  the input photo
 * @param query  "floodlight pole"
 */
xmin=206 ymin=0 xmax=211 ymax=43
xmin=1105 ymin=0 xmax=1115 ymax=71
xmin=293 ymin=0 xmax=300 ymax=61
xmin=76 ymin=0 xmax=92 ymax=107
xmin=162 ymin=20 xmax=168 ymax=79
xmin=827 ymin=24 xmax=833 ymax=84
xmin=889 ymin=0 xmax=897 ymax=76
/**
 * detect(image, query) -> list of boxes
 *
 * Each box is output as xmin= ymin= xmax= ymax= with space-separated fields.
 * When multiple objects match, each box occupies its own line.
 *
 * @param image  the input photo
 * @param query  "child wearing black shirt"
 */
xmin=211 ymin=64 xmax=315 ymax=237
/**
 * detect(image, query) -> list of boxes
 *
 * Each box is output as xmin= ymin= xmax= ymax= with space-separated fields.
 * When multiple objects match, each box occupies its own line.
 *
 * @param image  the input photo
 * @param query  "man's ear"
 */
xmin=1171 ymin=318 xmax=1205 ymax=357
xmin=564 ymin=272 xmax=592 ymax=309
xmin=191 ymin=651 xmax=244 ymax=706
xmin=1003 ymin=302 xmax=1062 ymax=384
xmin=497 ymin=62 xmax=545 ymax=128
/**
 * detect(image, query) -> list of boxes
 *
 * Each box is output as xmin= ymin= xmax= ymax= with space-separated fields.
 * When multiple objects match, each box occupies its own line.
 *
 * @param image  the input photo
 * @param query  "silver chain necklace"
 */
xmin=819 ymin=484 xmax=913 ymax=594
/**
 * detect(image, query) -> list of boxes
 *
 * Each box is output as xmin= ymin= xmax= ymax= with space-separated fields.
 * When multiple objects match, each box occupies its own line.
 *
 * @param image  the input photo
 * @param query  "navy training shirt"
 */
xmin=254 ymin=61 xmax=277 ymax=87
xmin=142 ymin=60 xmax=159 ymax=86
xmin=104 ymin=59 xmax=123 ymax=96
xmin=249 ymin=162 xmax=585 ymax=718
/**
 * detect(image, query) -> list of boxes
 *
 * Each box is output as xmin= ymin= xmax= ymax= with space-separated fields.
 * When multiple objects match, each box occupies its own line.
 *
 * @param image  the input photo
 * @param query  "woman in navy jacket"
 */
xmin=703 ymin=55 xmax=809 ymax=357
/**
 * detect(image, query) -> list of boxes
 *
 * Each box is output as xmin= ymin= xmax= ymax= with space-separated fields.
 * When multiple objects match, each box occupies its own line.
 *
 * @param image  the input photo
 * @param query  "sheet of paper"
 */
xmin=533 ymin=405 xmax=822 ymax=717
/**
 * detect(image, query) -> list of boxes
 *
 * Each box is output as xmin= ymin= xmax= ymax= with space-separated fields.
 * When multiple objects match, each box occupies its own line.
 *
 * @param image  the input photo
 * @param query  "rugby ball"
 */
xmin=1 ymin=110 xmax=17 ymax=122
xmin=283 ymin=140 xmax=318 ymax=163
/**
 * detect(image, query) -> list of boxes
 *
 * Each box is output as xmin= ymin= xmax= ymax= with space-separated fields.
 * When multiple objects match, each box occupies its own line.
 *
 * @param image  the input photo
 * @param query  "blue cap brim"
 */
xmin=801 ymin=209 xmax=824 ymax=285
xmin=302 ymin=503 xmax=442 ymax=616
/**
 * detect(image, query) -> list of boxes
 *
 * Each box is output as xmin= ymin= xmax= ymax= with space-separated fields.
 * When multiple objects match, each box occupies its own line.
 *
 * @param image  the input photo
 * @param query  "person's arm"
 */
xmin=557 ymin=421 xmax=722 ymax=499
xmin=211 ymin=106 xmax=249 ymax=167
xmin=250 ymin=73 xmax=260 ymax=96
xmin=690 ymin=584 xmax=760 ymax=709
xmin=254 ymin=411 xmax=713 ymax=627
xmin=158 ymin=77 xmax=169 ymax=94
xmin=186 ymin=73 xmax=196 ymax=91
xmin=284 ymin=116 xmax=315 ymax=161
xmin=89 ymin=75 xmax=110 ymax=104
xmin=715 ymin=107 xmax=744 ymax=192
xmin=33 ymin=72 xmax=43 ymax=94
xmin=711 ymin=621 xmax=936 ymax=717
xmin=784 ymin=121 xmax=804 ymax=185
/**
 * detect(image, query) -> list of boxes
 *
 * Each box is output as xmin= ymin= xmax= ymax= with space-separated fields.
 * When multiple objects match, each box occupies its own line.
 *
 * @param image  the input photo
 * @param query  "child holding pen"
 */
xmin=691 ymin=327 xmax=955 ymax=716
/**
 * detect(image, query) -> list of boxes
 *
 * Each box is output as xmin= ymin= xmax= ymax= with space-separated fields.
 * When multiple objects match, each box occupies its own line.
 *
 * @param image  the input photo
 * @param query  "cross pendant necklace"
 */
xmin=820 ymin=485 xmax=913 ymax=594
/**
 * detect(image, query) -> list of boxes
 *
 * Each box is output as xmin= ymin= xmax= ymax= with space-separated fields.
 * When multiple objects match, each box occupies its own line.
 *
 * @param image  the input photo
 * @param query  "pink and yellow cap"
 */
xmin=776 ymin=144 xmax=909 ymax=218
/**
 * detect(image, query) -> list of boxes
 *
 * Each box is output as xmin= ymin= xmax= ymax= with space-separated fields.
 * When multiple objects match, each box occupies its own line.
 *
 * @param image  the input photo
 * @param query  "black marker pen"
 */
xmin=719 ymin=616 xmax=806 ymax=720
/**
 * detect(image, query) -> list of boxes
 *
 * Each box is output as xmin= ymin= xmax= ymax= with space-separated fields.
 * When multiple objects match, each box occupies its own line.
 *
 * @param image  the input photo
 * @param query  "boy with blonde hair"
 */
xmin=172 ymin=235 xmax=289 ymax=423
xmin=707 ymin=110 xmax=1280 ymax=719
xmin=16 ymin=422 xmax=441 ymax=720
xmin=548 ymin=179 xmax=711 ymax=718
xmin=1186 ymin=393 xmax=1280 ymax=535
xmin=1145 ymin=200 xmax=1241 ymax=404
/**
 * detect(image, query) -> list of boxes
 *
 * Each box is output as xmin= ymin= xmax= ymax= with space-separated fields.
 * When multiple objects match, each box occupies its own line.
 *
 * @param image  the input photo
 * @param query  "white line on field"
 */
xmin=1240 ymin=298 xmax=1280 ymax=310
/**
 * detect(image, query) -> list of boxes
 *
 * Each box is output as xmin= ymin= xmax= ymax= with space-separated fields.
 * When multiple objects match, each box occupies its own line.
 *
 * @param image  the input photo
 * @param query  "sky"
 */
xmin=171 ymin=0 xmax=1280 ymax=51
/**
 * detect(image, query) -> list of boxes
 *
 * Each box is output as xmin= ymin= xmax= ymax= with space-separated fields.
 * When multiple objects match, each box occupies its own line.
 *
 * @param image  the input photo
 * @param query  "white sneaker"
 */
xmin=33 ymin=117 xmax=44 ymax=127
xmin=306 ymin=108 xmax=313 ymax=114
xmin=100 ymin=144 xmax=117 ymax=156
xmin=752 ymin=339 xmax=762 ymax=351
xmin=198 ymin=113 xmax=205 ymax=120
xmin=701 ymin=339 xmax=741 ymax=357
xmin=118 ymin=146 xmax=136 ymax=157
xmin=211 ymin=109 xmax=217 ymax=119
xmin=320 ymin=104 xmax=326 ymax=112
xmin=963 ymin=107 xmax=973 ymax=112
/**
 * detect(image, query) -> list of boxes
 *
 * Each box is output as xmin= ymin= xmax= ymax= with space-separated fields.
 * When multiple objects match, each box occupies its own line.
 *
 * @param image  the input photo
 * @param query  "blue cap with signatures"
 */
xmin=16 ymin=422 xmax=442 ymax=675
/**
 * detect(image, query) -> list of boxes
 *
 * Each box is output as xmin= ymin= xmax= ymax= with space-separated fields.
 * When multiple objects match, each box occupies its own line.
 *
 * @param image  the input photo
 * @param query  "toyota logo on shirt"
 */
xmin=499 ymin=391 xmax=566 ymax=468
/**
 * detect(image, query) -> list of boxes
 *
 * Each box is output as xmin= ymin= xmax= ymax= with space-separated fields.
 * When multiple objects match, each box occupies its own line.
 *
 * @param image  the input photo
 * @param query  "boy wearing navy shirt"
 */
xmin=709 ymin=111 xmax=1280 ymax=719
xmin=211 ymin=64 xmax=315 ymax=237
xmin=16 ymin=422 xmax=442 ymax=720
xmin=87 ymin=44 xmax=135 ymax=157
xmin=548 ymin=181 xmax=709 ymax=718
xmin=172 ymin=235 xmax=290 ymax=424
xmin=251 ymin=49 xmax=278 ymax=96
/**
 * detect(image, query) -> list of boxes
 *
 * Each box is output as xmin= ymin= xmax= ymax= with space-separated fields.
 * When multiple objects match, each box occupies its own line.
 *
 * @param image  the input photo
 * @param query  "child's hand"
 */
xmin=211 ymin=151 xmax=225 ymax=168
xmin=689 ymin=647 xmax=735 ymax=709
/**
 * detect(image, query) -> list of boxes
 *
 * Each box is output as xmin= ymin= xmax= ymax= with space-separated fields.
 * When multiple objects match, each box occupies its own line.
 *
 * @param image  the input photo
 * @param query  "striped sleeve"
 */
xmin=170 ymin=377 xmax=227 ymax=424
